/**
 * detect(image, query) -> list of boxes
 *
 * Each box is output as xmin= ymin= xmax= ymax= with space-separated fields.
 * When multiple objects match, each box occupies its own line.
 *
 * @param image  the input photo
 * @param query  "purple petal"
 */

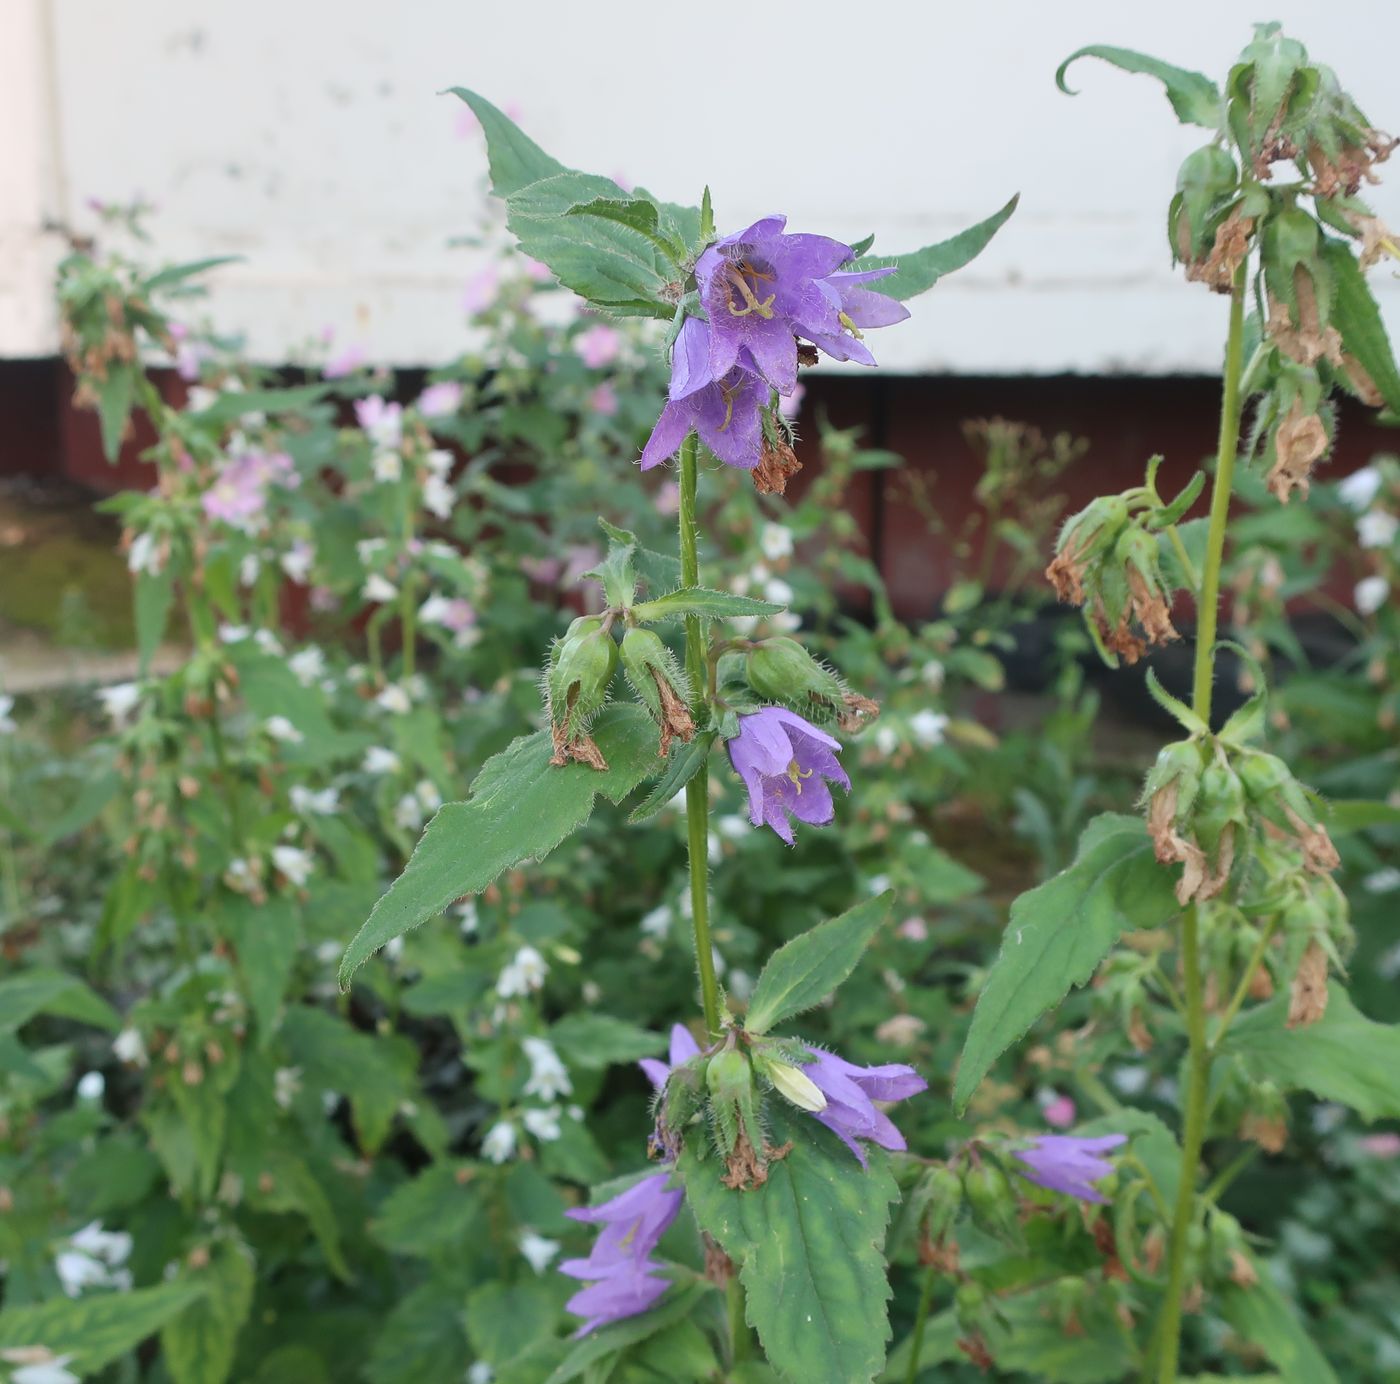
xmin=668 ymin=1023 xmax=701 ymax=1067
xmin=668 ymin=317 xmax=715 ymax=401
xmin=640 ymin=400 xmax=692 ymax=471
xmin=638 ymin=1058 xmax=670 ymax=1091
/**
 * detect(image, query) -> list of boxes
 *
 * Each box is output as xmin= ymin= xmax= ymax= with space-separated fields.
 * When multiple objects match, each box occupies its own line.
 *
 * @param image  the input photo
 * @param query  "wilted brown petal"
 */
xmin=1268 ymin=400 xmax=1329 ymax=504
xmin=1287 ymin=939 xmax=1330 ymax=1029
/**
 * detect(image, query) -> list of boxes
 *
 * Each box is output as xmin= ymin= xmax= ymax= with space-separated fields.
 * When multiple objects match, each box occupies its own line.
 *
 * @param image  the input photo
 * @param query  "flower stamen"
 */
xmin=723 ymin=265 xmax=776 ymax=319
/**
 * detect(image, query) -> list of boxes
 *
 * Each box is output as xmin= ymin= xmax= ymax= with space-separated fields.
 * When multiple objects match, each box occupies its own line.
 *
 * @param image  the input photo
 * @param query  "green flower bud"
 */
xmin=1236 ymin=750 xmax=1340 ymax=875
xmin=1047 ymin=495 xmax=1130 ymax=605
xmin=921 ymin=1164 xmax=964 ymax=1246
xmin=1170 ymin=146 xmax=1240 ymax=263
xmin=620 ymin=627 xmax=694 ymax=755
xmin=546 ymin=621 xmax=617 ymax=769
xmin=746 ymin=637 xmax=844 ymax=709
xmin=760 ymin=1057 xmax=827 ymax=1113
xmin=965 ymin=1161 xmax=1022 ymax=1245
xmin=706 ymin=1047 xmax=781 ymax=1191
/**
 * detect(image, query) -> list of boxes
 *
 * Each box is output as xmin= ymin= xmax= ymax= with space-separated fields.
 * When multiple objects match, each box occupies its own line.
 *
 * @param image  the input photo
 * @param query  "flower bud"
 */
xmin=1236 ymin=750 xmax=1340 ymax=876
xmin=1142 ymin=740 xmax=1214 ymax=903
xmin=920 ymin=1164 xmax=964 ymax=1247
xmin=706 ymin=1048 xmax=780 ymax=1191
xmin=964 ymin=1161 xmax=1021 ymax=1244
xmin=745 ymin=636 xmax=862 ymax=729
xmin=1170 ymin=146 xmax=1240 ymax=264
xmin=546 ymin=621 xmax=617 ymax=769
xmin=1109 ymin=525 xmax=1179 ymax=653
xmin=759 ymin=1056 xmax=827 ymax=1113
xmin=1231 ymin=24 xmax=1310 ymax=176
xmin=619 ymin=627 xmax=694 ymax=755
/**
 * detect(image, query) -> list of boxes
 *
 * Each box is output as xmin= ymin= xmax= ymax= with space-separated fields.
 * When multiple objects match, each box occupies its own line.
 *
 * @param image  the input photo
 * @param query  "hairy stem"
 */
xmin=678 ymin=435 xmax=722 ymax=1039
xmin=1157 ymin=261 xmax=1249 ymax=1384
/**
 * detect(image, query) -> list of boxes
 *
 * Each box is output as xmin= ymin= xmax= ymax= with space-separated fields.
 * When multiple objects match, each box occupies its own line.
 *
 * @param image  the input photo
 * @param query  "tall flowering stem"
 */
xmin=678 ymin=433 xmax=722 ymax=1038
xmin=1157 ymin=260 xmax=1248 ymax=1384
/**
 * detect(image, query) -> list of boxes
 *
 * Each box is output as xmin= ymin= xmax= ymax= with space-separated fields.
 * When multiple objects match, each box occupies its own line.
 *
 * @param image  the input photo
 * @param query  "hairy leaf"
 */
xmin=447 ymin=88 xmax=566 ymax=197
xmin=631 ymin=587 xmax=783 ymax=623
xmin=1323 ymin=238 xmax=1400 ymax=414
xmin=340 ymin=705 xmax=659 ymax=986
xmin=954 ymin=814 xmax=1180 ymax=1112
xmin=1056 ymin=46 xmax=1224 ymax=128
xmin=628 ymin=732 xmax=714 ymax=825
xmin=849 ymin=196 xmax=1018 ymax=301
xmin=681 ymin=1110 xmax=899 ymax=1384
xmin=1219 ymin=984 xmax=1400 ymax=1121
xmin=746 ymin=892 xmax=893 ymax=1036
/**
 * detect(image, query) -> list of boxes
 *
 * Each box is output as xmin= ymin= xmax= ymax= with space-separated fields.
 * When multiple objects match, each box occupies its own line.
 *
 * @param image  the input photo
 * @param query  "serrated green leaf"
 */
xmin=681 ymin=1110 xmax=899 ymax=1384
xmin=1218 ymin=984 xmax=1400 ymax=1121
xmin=548 ymin=1013 xmax=662 ymax=1068
xmin=365 ymin=1281 xmax=471 ymax=1384
xmin=447 ymin=88 xmax=566 ymax=197
xmin=0 ymin=1282 xmax=207 ymax=1375
xmin=745 ymin=892 xmax=892 ymax=1037
xmin=161 ymin=1239 xmax=255 ymax=1384
xmin=1057 ymin=45 xmax=1224 ymax=128
xmin=1220 ymin=1274 xmax=1339 ymax=1383
xmin=954 ymin=814 xmax=1180 ymax=1112
xmin=96 ymin=365 xmax=137 ymax=462
xmin=465 ymin=1281 xmax=558 ymax=1368
xmin=848 ymin=196 xmax=1018 ymax=302
xmin=370 ymin=1162 xmax=484 ymax=1256
xmin=339 ymin=705 xmax=658 ymax=986
xmin=135 ymin=565 xmax=174 ymax=676
xmin=1323 ymin=238 xmax=1400 ymax=413
xmin=566 ymin=196 xmax=685 ymax=264
xmin=628 ymin=732 xmax=714 ymax=824
xmin=631 ymin=587 xmax=782 ymax=623
xmin=0 ymin=969 xmax=120 ymax=1033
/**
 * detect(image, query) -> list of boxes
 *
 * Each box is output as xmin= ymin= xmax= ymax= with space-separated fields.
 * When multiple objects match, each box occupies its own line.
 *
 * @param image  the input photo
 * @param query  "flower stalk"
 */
xmin=1157 ymin=260 xmax=1249 ymax=1384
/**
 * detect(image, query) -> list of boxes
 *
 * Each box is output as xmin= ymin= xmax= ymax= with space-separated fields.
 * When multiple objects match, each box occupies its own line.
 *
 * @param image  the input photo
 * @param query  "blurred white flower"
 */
xmin=639 ymin=904 xmax=672 ymax=939
xmin=356 ymin=396 xmax=403 ymax=449
xmin=357 ymin=538 xmax=387 ymax=565
xmin=363 ymin=573 xmax=398 ymax=603
xmin=873 ymin=725 xmax=900 ymax=757
xmin=372 ymin=451 xmax=403 ymax=483
xmin=375 ymin=684 xmax=413 ymax=715
xmin=219 ymin=623 xmax=251 ymax=643
xmin=1357 ymin=511 xmax=1399 ymax=549
xmin=239 ymin=553 xmax=260 ymax=587
xmin=910 ymin=709 xmax=949 ymax=748
xmin=394 ymin=793 xmax=426 ymax=832
xmin=271 ymin=845 xmax=314 ymax=887
xmin=75 ymin=1071 xmax=104 ymax=1102
xmin=497 ymin=946 xmax=548 ymax=998
xmin=384 ymin=936 xmax=404 ymax=962
xmin=97 ymin=683 xmax=143 ymax=727
xmin=1356 ymin=575 xmax=1390 ymax=615
xmin=457 ymin=899 xmax=479 ymax=936
xmin=521 ymin=1037 xmax=572 ymax=1101
xmin=1363 ymin=866 xmax=1400 ymax=894
xmin=264 ymin=716 xmax=303 ymax=745
xmin=518 ymin=1230 xmax=561 ymax=1275
xmin=920 ymin=659 xmax=946 ymax=691
xmin=126 ymin=531 xmax=162 ymax=576
xmin=466 ymin=1365 xmax=494 ymax=1384
xmin=1338 ymin=465 xmax=1382 ymax=511
xmin=112 ymin=1027 xmax=147 ymax=1067
xmin=274 ymin=1066 xmax=302 ymax=1110
xmin=287 ymin=647 xmax=326 ymax=688
xmin=416 ymin=780 xmax=442 ymax=813
xmin=0 ymin=694 xmax=15 ymax=734
xmin=522 ymin=1106 xmax=562 ymax=1142
xmin=482 ymin=1121 xmax=516 ymax=1164
xmin=363 ymin=745 xmax=401 ymax=776
xmin=290 ymin=785 xmax=340 ymax=816
xmin=422 ymin=474 xmax=456 ymax=520
xmin=759 ymin=523 xmax=794 ymax=562
xmin=7 ymin=1351 xmax=80 ymax=1384
xmin=764 ymin=577 xmax=794 ymax=605
xmin=253 ymin=629 xmax=284 ymax=656
xmin=280 ymin=540 xmax=315 ymax=583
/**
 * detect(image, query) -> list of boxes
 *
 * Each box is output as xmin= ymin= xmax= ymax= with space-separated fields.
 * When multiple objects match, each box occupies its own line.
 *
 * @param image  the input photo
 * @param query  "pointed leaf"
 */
xmin=631 ymin=587 xmax=782 ymax=623
xmin=0 ymin=1282 xmax=207 ymax=1374
xmin=850 ymin=196 xmax=1018 ymax=301
xmin=1218 ymin=984 xmax=1400 ymax=1121
xmin=629 ymin=732 xmax=714 ymax=824
xmin=1323 ymin=238 xmax=1400 ymax=414
xmin=1144 ymin=668 xmax=1209 ymax=735
xmin=135 ymin=565 xmax=174 ymax=676
xmin=954 ymin=814 xmax=1180 ymax=1112
xmin=160 ymin=1240 xmax=255 ymax=1384
xmin=447 ymin=88 xmax=566 ymax=197
xmin=1056 ymin=46 xmax=1224 ymax=128
xmin=681 ymin=1110 xmax=899 ymax=1384
xmin=1220 ymin=1274 xmax=1339 ymax=1384
xmin=339 ymin=705 xmax=659 ymax=986
xmin=746 ymin=892 xmax=893 ymax=1036
xmin=143 ymin=256 xmax=240 ymax=293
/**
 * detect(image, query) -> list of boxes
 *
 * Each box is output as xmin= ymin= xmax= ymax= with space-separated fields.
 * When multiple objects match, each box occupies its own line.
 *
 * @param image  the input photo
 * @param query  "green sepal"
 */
xmin=1144 ymin=668 xmax=1210 ymax=736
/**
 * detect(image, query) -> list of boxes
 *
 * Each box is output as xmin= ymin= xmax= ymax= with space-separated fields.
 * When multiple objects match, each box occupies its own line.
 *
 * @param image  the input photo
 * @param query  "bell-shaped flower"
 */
xmin=803 ymin=1048 xmax=927 ymax=1166
xmin=727 ymin=707 xmax=850 ymax=844
xmin=1011 ymin=1133 xmax=1127 ymax=1204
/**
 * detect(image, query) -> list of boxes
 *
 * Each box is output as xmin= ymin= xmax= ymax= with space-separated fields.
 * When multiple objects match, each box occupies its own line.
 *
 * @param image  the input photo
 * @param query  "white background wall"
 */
xmin=4 ymin=0 xmax=1398 ymax=372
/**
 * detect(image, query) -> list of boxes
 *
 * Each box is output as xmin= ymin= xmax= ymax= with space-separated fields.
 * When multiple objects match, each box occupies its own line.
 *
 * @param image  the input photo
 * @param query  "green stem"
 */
xmin=1212 ymin=916 xmax=1280 ymax=1047
xmin=726 ymin=1274 xmax=750 ymax=1365
xmin=678 ymin=435 xmax=722 ymax=1039
xmin=1156 ymin=261 xmax=1249 ymax=1384
xmin=904 ymin=1263 xmax=939 ymax=1384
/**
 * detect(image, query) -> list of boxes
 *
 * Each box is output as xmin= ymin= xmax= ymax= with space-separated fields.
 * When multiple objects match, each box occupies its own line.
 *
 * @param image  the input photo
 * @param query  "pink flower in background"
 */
xmin=1042 ymin=1093 xmax=1077 ymax=1129
xmin=897 ymin=917 xmax=928 ymax=942
xmin=462 ymin=267 xmax=500 ymax=317
xmin=779 ymin=381 xmax=806 ymax=421
xmin=575 ymin=324 xmax=621 ymax=369
xmin=417 ymin=381 xmax=463 ymax=418
xmin=168 ymin=323 xmax=207 ymax=382
xmin=522 ymin=258 xmax=552 ymax=283
xmin=1359 ymin=1133 xmax=1400 ymax=1158
xmin=653 ymin=481 xmax=680 ymax=516
xmin=202 ymin=451 xmax=297 ymax=532
xmin=587 ymin=383 xmax=618 ymax=417
xmin=324 ymin=344 xmax=368 ymax=378
xmin=521 ymin=555 xmax=562 ymax=585
xmin=419 ymin=595 xmax=477 ymax=635
xmin=454 ymin=106 xmax=480 ymax=139
xmin=354 ymin=396 xmax=403 ymax=449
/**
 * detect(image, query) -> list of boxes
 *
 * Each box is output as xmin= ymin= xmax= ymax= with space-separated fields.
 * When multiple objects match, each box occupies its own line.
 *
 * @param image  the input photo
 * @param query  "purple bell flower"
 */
xmin=560 ymin=1171 xmax=684 ymax=1336
xmin=1011 ymin=1133 xmax=1127 ymax=1205
xmin=727 ymin=707 xmax=850 ymax=844
xmin=639 ymin=317 xmax=766 ymax=471
xmin=803 ymin=1048 xmax=928 ymax=1167
xmin=801 ymin=268 xmax=911 ymax=366
xmin=639 ymin=1022 xmax=702 ymax=1092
